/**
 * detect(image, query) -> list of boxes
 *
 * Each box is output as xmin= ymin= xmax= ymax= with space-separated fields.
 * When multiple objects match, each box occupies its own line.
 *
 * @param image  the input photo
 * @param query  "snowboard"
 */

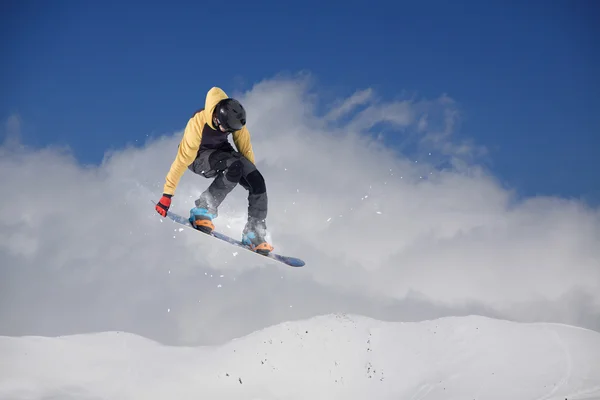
xmin=152 ymin=201 xmax=305 ymax=267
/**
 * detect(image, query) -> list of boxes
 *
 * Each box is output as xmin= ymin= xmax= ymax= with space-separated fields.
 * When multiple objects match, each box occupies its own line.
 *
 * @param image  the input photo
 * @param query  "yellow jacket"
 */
xmin=162 ymin=87 xmax=255 ymax=196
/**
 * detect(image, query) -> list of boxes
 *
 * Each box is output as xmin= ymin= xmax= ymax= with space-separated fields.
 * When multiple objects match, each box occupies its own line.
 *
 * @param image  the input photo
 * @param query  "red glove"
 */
xmin=155 ymin=194 xmax=172 ymax=217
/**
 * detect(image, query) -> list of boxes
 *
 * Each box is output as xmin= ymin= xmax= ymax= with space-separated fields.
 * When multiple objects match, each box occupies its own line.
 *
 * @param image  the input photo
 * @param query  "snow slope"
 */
xmin=1 ymin=314 xmax=600 ymax=400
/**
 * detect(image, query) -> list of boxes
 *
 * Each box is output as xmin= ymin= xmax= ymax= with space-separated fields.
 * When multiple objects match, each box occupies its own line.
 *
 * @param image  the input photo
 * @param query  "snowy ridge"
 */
xmin=1 ymin=313 xmax=600 ymax=400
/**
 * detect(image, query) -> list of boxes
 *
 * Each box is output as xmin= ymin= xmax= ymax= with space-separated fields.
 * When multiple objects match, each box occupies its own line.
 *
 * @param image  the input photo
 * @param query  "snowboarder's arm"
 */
xmin=232 ymin=126 xmax=255 ymax=164
xmin=163 ymin=115 xmax=204 ymax=195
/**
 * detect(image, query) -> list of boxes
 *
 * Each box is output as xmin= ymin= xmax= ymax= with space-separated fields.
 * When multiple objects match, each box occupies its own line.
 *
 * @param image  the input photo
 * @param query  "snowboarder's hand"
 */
xmin=155 ymin=194 xmax=172 ymax=217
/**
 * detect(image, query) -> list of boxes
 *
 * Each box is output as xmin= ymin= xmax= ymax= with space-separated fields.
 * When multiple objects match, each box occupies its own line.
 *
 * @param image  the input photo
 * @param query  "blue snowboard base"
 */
xmin=152 ymin=201 xmax=305 ymax=267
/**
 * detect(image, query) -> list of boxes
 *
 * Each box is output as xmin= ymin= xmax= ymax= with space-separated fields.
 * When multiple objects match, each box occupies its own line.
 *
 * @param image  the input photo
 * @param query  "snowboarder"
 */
xmin=155 ymin=87 xmax=274 ymax=255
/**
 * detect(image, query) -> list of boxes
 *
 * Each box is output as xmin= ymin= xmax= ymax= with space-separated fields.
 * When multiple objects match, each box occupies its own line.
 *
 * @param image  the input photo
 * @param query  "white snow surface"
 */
xmin=1 ymin=313 xmax=600 ymax=400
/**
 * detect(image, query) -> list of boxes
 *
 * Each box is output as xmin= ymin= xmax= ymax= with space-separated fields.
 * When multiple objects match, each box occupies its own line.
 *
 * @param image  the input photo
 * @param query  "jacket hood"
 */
xmin=205 ymin=87 xmax=229 ymax=129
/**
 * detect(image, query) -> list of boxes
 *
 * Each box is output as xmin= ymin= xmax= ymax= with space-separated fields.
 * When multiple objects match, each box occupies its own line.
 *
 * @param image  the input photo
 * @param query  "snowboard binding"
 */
xmin=241 ymin=231 xmax=274 ymax=255
xmin=189 ymin=208 xmax=215 ymax=234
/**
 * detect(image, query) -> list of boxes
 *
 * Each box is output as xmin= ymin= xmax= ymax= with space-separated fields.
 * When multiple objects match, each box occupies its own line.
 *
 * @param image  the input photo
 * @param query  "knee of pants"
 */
xmin=245 ymin=170 xmax=266 ymax=194
xmin=225 ymin=160 xmax=243 ymax=183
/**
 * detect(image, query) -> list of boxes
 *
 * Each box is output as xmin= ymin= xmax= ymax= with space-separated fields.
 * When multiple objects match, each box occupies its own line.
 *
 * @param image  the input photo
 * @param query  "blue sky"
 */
xmin=2 ymin=0 xmax=599 ymax=204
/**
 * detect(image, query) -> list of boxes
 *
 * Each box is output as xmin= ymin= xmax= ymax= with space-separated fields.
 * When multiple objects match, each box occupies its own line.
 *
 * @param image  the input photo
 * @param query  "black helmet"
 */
xmin=214 ymin=98 xmax=246 ymax=132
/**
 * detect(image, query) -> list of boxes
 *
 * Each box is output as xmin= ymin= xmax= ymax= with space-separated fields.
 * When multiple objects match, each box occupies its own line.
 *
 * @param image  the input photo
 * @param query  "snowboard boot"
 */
xmin=189 ymin=207 xmax=216 ymax=234
xmin=241 ymin=218 xmax=274 ymax=255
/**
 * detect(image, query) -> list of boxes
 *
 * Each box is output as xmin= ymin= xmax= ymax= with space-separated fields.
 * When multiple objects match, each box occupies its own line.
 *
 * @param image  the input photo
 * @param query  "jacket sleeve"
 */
xmin=162 ymin=115 xmax=204 ymax=195
xmin=232 ymin=126 xmax=255 ymax=164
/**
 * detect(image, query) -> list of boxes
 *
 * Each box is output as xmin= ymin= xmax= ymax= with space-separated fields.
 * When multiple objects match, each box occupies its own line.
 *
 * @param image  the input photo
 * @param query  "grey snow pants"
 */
xmin=188 ymin=145 xmax=268 ymax=223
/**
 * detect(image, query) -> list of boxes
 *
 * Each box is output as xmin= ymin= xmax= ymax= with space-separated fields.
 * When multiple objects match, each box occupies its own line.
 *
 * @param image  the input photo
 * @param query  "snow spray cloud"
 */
xmin=1 ymin=75 xmax=599 ymax=346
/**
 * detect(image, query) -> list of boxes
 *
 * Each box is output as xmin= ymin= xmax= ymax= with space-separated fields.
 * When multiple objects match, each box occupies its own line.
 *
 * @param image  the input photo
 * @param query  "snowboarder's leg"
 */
xmin=188 ymin=148 xmax=244 ymax=232
xmin=237 ymin=158 xmax=273 ymax=254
